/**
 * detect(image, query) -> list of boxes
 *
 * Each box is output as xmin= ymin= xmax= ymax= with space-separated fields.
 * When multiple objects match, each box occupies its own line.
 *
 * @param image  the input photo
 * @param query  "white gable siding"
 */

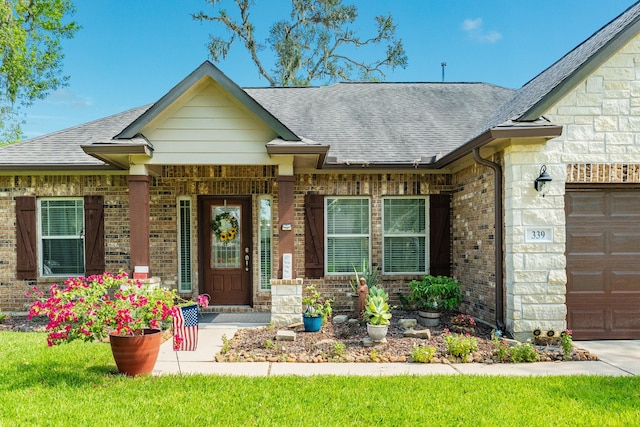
xmin=145 ymin=81 xmax=278 ymax=165
xmin=503 ymin=33 xmax=640 ymax=340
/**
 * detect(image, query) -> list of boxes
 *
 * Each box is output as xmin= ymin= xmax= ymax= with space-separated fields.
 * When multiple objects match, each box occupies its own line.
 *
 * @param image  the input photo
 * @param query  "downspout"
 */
xmin=472 ymin=148 xmax=505 ymax=331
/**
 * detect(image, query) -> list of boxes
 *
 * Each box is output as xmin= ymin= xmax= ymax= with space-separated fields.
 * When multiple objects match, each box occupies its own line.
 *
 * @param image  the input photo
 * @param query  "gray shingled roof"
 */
xmin=0 ymin=106 xmax=149 ymax=169
xmin=480 ymin=1 xmax=640 ymax=136
xmin=247 ymin=82 xmax=514 ymax=165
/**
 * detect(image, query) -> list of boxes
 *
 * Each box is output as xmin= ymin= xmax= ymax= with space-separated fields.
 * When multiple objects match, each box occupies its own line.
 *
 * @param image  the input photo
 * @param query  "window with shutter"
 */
xmin=39 ymin=198 xmax=85 ymax=276
xmin=258 ymin=196 xmax=272 ymax=291
xmin=178 ymin=197 xmax=193 ymax=292
xmin=325 ymin=197 xmax=370 ymax=275
xmin=382 ymin=197 xmax=428 ymax=274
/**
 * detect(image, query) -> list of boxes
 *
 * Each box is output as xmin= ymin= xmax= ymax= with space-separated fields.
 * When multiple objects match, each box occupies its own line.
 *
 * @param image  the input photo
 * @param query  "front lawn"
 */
xmin=1 ymin=332 xmax=639 ymax=426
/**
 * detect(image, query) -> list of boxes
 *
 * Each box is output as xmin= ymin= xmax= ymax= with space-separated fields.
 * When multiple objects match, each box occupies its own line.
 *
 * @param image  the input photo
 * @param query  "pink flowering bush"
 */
xmin=451 ymin=314 xmax=476 ymax=328
xmin=27 ymin=271 xmax=209 ymax=346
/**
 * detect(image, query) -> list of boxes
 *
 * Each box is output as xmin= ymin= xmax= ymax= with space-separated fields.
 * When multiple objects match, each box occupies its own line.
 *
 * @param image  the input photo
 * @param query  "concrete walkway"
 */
xmin=153 ymin=324 xmax=640 ymax=376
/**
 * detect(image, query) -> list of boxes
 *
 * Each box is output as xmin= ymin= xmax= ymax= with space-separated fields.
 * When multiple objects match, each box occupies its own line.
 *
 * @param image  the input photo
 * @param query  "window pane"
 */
xmin=41 ymin=200 xmax=83 ymax=236
xmin=384 ymin=198 xmax=425 ymax=234
xmin=178 ymin=199 xmax=192 ymax=292
xmin=383 ymin=198 xmax=427 ymax=274
xmin=384 ymin=237 xmax=425 ymax=273
xmin=40 ymin=199 xmax=84 ymax=276
xmin=327 ymin=199 xmax=369 ymax=234
xmin=327 ymin=237 xmax=369 ymax=273
xmin=211 ymin=206 xmax=241 ymax=268
xmin=259 ymin=198 xmax=272 ymax=291
xmin=42 ymin=238 xmax=84 ymax=275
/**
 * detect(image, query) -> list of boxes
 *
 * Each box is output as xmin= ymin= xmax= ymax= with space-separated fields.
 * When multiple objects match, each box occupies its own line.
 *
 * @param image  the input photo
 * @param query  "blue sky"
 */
xmin=22 ymin=0 xmax=636 ymax=138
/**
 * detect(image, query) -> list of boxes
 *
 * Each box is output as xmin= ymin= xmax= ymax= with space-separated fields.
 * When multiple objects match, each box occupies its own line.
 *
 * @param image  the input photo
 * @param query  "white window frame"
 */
xmin=38 ymin=197 xmax=85 ymax=278
xmin=324 ymin=196 xmax=371 ymax=276
xmin=258 ymin=196 xmax=272 ymax=291
xmin=177 ymin=196 xmax=193 ymax=293
xmin=382 ymin=196 xmax=429 ymax=275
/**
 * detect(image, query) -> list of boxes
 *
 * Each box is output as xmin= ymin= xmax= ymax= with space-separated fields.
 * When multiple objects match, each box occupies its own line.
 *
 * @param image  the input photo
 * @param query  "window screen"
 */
xmin=383 ymin=198 xmax=427 ymax=273
xmin=40 ymin=199 xmax=84 ymax=276
xmin=326 ymin=198 xmax=370 ymax=274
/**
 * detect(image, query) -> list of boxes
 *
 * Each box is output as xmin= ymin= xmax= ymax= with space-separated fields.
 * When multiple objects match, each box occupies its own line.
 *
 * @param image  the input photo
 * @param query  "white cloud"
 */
xmin=461 ymin=18 xmax=502 ymax=43
xmin=45 ymin=89 xmax=93 ymax=109
xmin=462 ymin=18 xmax=482 ymax=31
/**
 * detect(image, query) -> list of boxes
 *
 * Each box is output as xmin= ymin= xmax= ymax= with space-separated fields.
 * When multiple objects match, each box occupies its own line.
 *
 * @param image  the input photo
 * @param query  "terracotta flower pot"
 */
xmin=109 ymin=329 xmax=162 ymax=376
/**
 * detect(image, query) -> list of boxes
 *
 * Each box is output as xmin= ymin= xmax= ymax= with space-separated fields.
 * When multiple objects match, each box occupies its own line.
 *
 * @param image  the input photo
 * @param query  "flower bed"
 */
xmin=215 ymin=311 xmax=598 ymax=363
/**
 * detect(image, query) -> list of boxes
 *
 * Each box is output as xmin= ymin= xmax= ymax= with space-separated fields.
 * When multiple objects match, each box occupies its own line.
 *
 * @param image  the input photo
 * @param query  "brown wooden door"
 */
xmin=199 ymin=196 xmax=252 ymax=305
xmin=566 ymin=189 xmax=640 ymax=339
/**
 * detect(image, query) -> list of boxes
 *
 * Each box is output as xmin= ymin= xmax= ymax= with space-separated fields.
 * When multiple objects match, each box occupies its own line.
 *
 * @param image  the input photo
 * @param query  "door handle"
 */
xmin=245 ymin=247 xmax=250 ymax=271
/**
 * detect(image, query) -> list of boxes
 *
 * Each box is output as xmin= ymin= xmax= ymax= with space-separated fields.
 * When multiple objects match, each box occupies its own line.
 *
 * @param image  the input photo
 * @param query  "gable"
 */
xmin=142 ymin=79 xmax=280 ymax=165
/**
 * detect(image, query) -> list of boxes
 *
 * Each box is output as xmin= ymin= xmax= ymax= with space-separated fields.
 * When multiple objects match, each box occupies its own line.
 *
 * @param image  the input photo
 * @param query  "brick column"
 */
xmin=277 ymin=174 xmax=295 ymax=279
xmin=127 ymin=175 xmax=150 ymax=275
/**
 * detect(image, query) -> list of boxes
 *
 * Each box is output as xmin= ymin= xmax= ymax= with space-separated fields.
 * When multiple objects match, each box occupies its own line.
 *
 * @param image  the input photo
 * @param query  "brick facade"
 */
xmin=451 ymin=161 xmax=500 ymax=324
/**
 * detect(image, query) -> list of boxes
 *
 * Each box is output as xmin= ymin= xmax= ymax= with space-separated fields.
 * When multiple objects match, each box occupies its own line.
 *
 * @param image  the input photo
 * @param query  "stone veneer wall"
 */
xmin=503 ymin=33 xmax=640 ymax=340
xmin=0 ymin=175 xmax=130 ymax=312
xmin=451 ymin=161 xmax=500 ymax=325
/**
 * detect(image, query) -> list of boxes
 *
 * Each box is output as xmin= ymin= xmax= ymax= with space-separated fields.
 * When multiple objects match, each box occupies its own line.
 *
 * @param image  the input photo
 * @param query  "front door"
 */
xmin=199 ymin=196 xmax=252 ymax=305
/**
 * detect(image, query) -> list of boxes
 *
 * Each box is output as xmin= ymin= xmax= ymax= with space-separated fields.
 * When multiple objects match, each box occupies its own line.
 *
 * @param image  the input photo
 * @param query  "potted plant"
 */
xmin=408 ymin=275 xmax=462 ymax=326
xmin=302 ymin=285 xmax=332 ymax=332
xmin=363 ymin=288 xmax=392 ymax=342
xmin=27 ymin=271 xmax=208 ymax=376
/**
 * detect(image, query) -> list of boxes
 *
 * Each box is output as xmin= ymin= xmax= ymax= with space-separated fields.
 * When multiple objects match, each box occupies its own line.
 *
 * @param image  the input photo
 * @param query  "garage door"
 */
xmin=566 ymin=189 xmax=640 ymax=339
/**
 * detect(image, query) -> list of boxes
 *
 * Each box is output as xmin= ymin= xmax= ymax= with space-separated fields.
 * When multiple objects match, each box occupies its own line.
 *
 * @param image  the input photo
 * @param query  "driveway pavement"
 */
xmin=153 ymin=323 xmax=639 ymax=376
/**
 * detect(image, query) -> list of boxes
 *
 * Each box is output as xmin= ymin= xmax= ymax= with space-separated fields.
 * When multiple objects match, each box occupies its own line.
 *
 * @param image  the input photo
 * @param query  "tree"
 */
xmin=0 ymin=0 xmax=79 ymax=143
xmin=193 ymin=0 xmax=407 ymax=86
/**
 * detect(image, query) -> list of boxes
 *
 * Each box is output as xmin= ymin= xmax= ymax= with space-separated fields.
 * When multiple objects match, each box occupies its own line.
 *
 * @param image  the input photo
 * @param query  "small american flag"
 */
xmin=173 ymin=304 xmax=199 ymax=351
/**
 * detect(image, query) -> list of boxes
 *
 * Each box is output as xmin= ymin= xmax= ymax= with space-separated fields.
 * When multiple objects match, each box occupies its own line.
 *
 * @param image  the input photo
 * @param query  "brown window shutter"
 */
xmin=84 ymin=195 xmax=105 ymax=276
xmin=304 ymin=194 xmax=324 ymax=278
xmin=429 ymin=194 xmax=451 ymax=277
xmin=16 ymin=196 xmax=38 ymax=280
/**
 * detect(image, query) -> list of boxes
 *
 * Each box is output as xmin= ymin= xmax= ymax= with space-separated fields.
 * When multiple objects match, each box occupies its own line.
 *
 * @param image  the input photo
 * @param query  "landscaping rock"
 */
xmin=363 ymin=337 xmax=386 ymax=347
xmin=398 ymin=318 xmax=417 ymax=330
xmin=275 ymin=330 xmax=296 ymax=341
xmin=333 ymin=315 xmax=349 ymax=324
xmin=404 ymin=328 xmax=431 ymax=340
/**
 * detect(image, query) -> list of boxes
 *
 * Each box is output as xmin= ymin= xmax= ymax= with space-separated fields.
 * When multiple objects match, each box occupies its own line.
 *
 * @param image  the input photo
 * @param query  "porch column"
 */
xmin=128 ymin=174 xmax=151 ymax=275
xmin=277 ymin=174 xmax=295 ymax=279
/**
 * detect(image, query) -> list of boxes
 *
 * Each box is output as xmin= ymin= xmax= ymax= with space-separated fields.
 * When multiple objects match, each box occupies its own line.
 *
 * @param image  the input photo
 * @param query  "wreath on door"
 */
xmin=212 ymin=212 xmax=239 ymax=243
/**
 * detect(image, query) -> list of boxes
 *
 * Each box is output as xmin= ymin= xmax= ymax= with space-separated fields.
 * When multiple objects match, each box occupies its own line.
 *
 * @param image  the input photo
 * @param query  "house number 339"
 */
xmin=525 ymin=227 xmax=553 ymax=243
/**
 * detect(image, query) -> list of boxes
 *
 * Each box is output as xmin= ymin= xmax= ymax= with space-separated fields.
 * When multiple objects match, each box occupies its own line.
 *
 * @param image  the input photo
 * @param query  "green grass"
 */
xmin=1 ymin=332 xmax=639 ymax=426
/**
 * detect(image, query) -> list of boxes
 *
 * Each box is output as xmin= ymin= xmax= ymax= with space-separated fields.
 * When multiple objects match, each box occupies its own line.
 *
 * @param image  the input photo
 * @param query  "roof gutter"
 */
xmin=433 ymin=124 xmax=563 ymax=169
xmin=472 ymin=147 xmax=505 ymax=331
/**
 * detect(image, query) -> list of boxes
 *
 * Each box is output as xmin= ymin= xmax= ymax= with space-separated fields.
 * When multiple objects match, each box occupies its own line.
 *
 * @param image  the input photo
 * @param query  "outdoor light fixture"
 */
xmin=534 ymin=165 xmax=552 ymax=196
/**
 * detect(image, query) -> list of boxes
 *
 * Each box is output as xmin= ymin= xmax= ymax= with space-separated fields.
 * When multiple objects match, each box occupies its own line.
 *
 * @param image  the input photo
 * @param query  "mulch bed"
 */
xmin=214 ymin=310 xmax=599 ymax=363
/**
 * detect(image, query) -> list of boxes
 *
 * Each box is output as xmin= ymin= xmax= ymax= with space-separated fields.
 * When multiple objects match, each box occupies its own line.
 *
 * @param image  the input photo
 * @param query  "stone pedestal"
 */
xmin=270 ymin=278 xmax=304 ymax=327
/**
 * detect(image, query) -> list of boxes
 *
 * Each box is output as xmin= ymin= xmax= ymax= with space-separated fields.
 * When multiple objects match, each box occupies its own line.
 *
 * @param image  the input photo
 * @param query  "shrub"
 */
xmin=444 ymin=331 xmax=478 ymax=361
xmin=510 ymin=343 xmax=540 ymax=363
xmin=408 ymin=275 xmax=462 ymax=311
xmin=492 ymin=336 xmax=510 ymax=362
xmin=411 ymin=345 xmax=436 ymax=363
xmin=561 ymin=329 xmax=573 ymax=360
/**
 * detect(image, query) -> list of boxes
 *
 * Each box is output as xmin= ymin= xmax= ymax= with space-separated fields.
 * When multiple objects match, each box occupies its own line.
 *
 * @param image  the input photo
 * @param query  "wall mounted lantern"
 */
xmin=534 ymin=165 xmax=552 ymax=196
